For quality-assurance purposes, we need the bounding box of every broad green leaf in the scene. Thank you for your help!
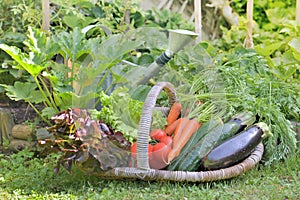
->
[22,27,58,64]
[255,42,283,56]
[63,14,96,29]
[2,32,26,45]
[56,92,73,109]
[53,28,92,61]
[2,81,44,103]
[24,27,46,55]
[265,8,291,25]
[0,44,44,77]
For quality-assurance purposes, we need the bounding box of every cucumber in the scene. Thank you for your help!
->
[174,111,256,171]
[202,122,272,170]
[216,111,256,146]
[167,118,223,171]
[176,122,225,171]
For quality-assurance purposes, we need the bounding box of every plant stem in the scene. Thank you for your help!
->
[37,75,59,113]
[34,76,52,108]
[27,101,52,126]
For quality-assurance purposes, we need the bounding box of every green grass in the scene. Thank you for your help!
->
[0,149,299,200]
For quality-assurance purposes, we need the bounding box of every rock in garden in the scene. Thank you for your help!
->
[0,108,14,145]
[9,139,36,152]
[12,124,34,140]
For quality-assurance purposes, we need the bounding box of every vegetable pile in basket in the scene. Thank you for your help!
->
[37,105,272,175]
[130,102,272,171]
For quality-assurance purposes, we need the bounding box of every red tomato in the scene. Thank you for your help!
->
[159,135,173,147]
[131,141,172,169]
[152,143,168,160]
[130,142,137,159]
[149,142,171,169]
[150,129,166,140]
[148,143,153,153]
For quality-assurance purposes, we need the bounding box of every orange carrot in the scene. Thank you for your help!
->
[167,118,201,163]
[172,117,189,148]
[167,102,182,126]
[164,118,181,136]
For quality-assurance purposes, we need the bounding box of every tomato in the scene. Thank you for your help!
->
[152,143,168,161]
[159,135,173,147]
[150,129,166,140]
[130,138,172,170]
[130,142,137,159]
[149,142,171,169]
[148,143,153,153]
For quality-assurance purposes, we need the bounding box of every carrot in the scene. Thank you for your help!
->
[172,117,189,148]
[167,102,182,126]
[164,118,181,136]
[167,118,201,163]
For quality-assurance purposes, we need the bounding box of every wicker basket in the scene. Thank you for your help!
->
[90,82,264,182]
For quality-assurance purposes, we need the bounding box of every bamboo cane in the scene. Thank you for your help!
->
[194,0,202,43]
[158,0,169,10]
[179,0,189,14]
[244,0,254,49]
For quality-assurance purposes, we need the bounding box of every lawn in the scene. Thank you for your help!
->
[0,148,299,200]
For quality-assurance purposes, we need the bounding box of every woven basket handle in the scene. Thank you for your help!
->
[137,82,177,169]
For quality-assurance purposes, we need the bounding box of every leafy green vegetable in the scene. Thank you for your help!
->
[214,48,298,163]
[158,42,298,164]
[90,88,143,143]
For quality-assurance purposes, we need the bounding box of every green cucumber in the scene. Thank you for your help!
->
[202,122,272,170]
[216,111,256,146]
[176,122,225,171]
[167,118,223,171]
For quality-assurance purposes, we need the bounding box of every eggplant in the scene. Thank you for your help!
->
[202,122,272,170]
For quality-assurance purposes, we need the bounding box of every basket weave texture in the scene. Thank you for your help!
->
[89,82,264,182]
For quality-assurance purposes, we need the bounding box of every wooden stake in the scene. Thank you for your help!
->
[179,0,189,14]
[244,0,254,49]
[42,0,50,35]
[194,0,202,43]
